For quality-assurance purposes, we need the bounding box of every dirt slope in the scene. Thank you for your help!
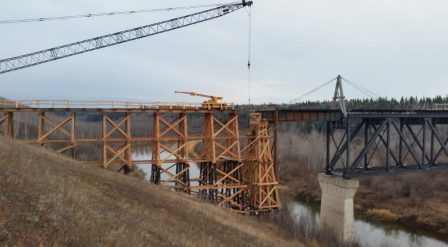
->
[0,137,300,247]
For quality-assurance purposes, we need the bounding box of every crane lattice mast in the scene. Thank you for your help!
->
[0,1,252,74]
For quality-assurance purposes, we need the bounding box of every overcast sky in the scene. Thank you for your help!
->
[2,0,448,104]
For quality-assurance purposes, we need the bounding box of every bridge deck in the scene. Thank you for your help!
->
[0,108,236,113]
[0,99,235,112]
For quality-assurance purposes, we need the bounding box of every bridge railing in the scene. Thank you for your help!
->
[0,99,235,110]
[432,103,448,110]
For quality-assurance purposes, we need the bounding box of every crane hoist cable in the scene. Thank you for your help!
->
[0,3,234,25]
[247,5,252,108]
[0,1,253,74]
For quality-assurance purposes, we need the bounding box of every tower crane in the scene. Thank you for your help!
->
[0,1,252,74]
[175,91,226,109]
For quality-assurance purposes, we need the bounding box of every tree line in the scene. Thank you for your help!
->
[237,95,448,111]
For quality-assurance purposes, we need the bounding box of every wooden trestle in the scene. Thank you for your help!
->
[243,113,281,210]
[0,107,280,213]
[0,112,14,138]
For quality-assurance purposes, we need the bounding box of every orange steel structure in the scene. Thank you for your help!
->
[0,101,279,213]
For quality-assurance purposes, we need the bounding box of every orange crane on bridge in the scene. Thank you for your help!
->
[175,91,227,109]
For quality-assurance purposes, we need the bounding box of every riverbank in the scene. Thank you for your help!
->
[288,197,448,247]
[281,166,448,243]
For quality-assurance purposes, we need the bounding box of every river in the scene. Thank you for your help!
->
[132,151,200,186]
[290,200,448,247]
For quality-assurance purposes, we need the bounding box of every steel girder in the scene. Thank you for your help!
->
[326,114,448,178]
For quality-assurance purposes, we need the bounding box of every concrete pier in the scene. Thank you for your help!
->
[318,173,359,243]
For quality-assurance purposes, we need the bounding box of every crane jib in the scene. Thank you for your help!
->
[0,1,251,75]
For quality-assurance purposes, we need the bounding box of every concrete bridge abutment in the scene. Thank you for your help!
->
[318,173,359,243]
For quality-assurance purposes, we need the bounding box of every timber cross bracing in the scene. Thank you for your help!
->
[0,112,14,138]
[243,116,280,210]
[103,113,132,170]
[0,107,280,213]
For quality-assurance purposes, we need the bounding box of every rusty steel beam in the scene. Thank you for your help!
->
[258,109,343,123]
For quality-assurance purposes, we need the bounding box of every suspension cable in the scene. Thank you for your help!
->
[345,81,376,98]
[342,77,380,99]
[289,77,338,104]
[0,3,234,25]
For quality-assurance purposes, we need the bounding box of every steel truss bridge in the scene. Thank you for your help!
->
[259,108,448,179]
[0,101,279,213]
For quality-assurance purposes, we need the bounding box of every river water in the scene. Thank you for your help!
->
[290,200,448,247]
[132,150,448,246]
[132,151,200,186]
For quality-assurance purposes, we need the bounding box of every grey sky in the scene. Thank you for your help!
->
[1,0,448,104]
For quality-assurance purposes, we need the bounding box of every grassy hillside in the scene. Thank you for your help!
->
[0,137,301,247]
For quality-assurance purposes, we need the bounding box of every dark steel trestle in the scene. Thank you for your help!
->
[326,111,448,178]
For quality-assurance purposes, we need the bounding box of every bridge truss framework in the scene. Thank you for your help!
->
[259,109,448,178]
[326,111,448,178]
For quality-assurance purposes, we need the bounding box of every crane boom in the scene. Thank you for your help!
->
[0,1,252,75]
[175,91,223,100]
[174,91,226,109]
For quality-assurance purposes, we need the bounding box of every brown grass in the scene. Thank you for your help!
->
[0,136,302,247]
[366,209,399,221]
